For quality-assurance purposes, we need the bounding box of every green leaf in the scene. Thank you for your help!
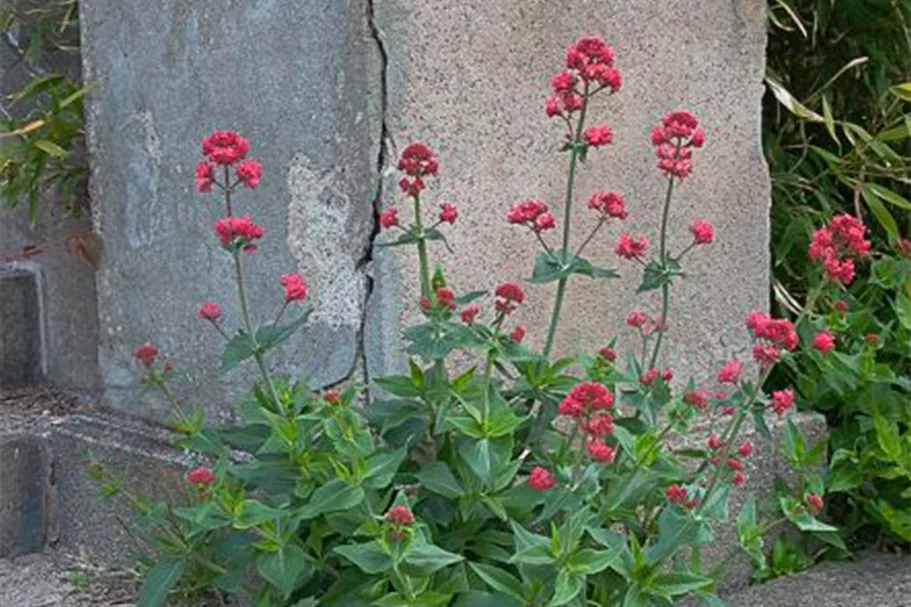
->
[137,559,186,607]
[861,185,900,239]
[652,572,714,597]
[294,480,365,520]
[256,312,311,354]
[373,375,422,397]
[257,544,309,597]
[416,461,465,498]
[468,562,525,602]
[234,499,285,529]
[530,252,618,284]
[32,139,68,157]
[568,547,620,575]
[647,506,699,563]
[637,258,682,293]
[821,95,838,144]
[334,541,392,574]
[866,183,911,210]
[765,76,823,122]
[873,415,902,460]
[459,438,494,487]
[221,332,256,372]
[890,82,911,102]
[405,540,464,574]
[363,448,406,489]
[622,585,649,607]
[549,569,583,606]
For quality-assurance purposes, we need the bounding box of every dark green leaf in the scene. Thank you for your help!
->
[416,461,464,499]
[137,559,186,607]
[294,480,365,520]
[257,544,309,597]
[334,541,393,574]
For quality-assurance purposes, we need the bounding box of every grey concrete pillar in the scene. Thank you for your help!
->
[0,268,43,390]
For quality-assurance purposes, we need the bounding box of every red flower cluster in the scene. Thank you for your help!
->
[588,191,627,220]
[598,346,617,362]
[214,215,264,253]
[639,367,673,386]
[682,390,710,410]
[434,287,456,311]
[510,326,526,343]
[197,302,223,322]
[202,130,250,166]
[812,330,836,354]
[439,202,458,224]
[545,36,621,118]
[716,358,742,384]
[746,311,798,366]
[583,125,614,148]
[398,142,439,197]
[323,390,341,405]
[559,381,614,419]
[529,466,556,491]
[626,310,649,328]
[805,493,824,516]
[379,207,398,229]
[186,466,215,486]
[385,505,415,526]
[236,160,262,189]
[586,439,616,463]
[281,273,308,303]
[507,199,556,233]
[666,484,699,509]
[769,388,795,416]
[651,110,704,180]
[738,440,753,457]
[460,305,479,324]
[614,233,649,259]
[808,214,870,285]
[494,282,525,315]
[689,220,715,245]
[133,342,159,367]
[196,162,215,193]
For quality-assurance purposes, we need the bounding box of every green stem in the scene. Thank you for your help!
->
[543,84,590,357]
[233,252,282,412]
[647,176,677,369]
[482,316,504,424]
[224,165,233,216]
[413,193,431,298]
[574,217,607,258]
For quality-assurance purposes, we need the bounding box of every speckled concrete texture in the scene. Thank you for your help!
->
[728,551,911,607]
[368,0,771,381]
[79,1,383,420]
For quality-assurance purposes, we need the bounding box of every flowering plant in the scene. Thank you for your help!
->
[100,37,841,607]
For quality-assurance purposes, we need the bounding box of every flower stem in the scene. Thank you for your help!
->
[575,217,606,258]
[647,176,677,369]
[543,85,590,357]
[482,315,504,423]
[224,165,233,216]
[413,193,431,298]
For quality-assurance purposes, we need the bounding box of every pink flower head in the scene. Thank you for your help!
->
[614,233,649,259]
[706,434,722,450]
[583,125,614,148]
[550,70,577,93]
[716,359,742,384]
[379,207,398,229]
[812,330,836,354]
[280,273,308,303]
[805,493,824,516]
[187,466,215,485]
[133,342,159,367]
[494,282,525,315]
[808,214,870,285]
[434,287,456,311]
[666,484,688,505]
[565,381,614,412]
[661,367,674,382]
[651,111,703,180]
[833,300,849,314]
[769,388,795,416]
[746,311,798,353]
[639,368,659,387]
[534,213,556,231]
[598,346,617,362]
[510,325,526,343]
[582,412,614,437]
[529,466,556,491]
[214,215,264,253]
[420,296,431,312]
[690,220,715,245]
[196,162,216,193]
[460,305,479,324]
[385,505,415,526]
[558,397,585,418]
[682,390,710,410]
[397,142,438,196]
[323,390,341,405]
[753,344,781,366]
[545,96,563,117]
[733,471,745,487]
[439,202,458,224]
[201,130,250,166]
[588,191,627,220]
[727,457,743,472]
[626,310,649,329]
[586,439,616,463]
[738,440,753,458]
[235,160,262,189]
[197,302,223,322]
[564,37,620,92]
[507,199,554,232]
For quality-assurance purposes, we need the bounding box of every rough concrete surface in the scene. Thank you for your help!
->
[0,269,43,390]
[0,433,51,557]
[728,551,911,607]
[79,0,383,420]
[368,0,771,383]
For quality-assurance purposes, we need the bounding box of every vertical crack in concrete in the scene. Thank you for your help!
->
[353,0,390,390]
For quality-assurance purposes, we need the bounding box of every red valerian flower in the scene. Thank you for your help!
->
[550,70,577,93]
[323,390,341,405]
[690,220,715,244]
[639,368,659,386]
[186,466,215,485]
[614,233,649,259]
[651,110,703,180]
[583,124,614,147]
[133,342,159,367]
[588,191,627,220]
[733,471,745,487]
[507,200,555,232]
[582,413,614,437]
[494,282,525,315]
[460,305,479,324]
[746,311,798,352]
[706,434,722,450]
[626,310,649,328]
[197,302,223,322]
[865,333,880,344]
[510,326,526,343]
[529,466,556,491]
[235,160,262,189]
[769,388,795,416]
[683,390,710,410]
[434,287,456,311]
[812,330,836,354]
[196,162,216,193]
[805,493,824,516]
[564,381,614,412]
[397,142,438,196]
[201,130,250,165]
[564,36,621,92]
[738,440,753,457]
[727,457,743,471]
[833,299,849,314]
[280,273,308,303]
[808,214,870,285]
[753,344,781,366]
[598,346,617,362]
[439,202,458,224]
[661,367,674,382]
[666,484,688,505]
[385,504,415,526]
[586,439,616,463]
[379,207,398,229]
[535,213,556,231]
[716,358,742,384]
[214,215,264,253]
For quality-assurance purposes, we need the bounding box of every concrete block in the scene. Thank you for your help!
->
[0,268,43,390]
[0,433,51,557]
